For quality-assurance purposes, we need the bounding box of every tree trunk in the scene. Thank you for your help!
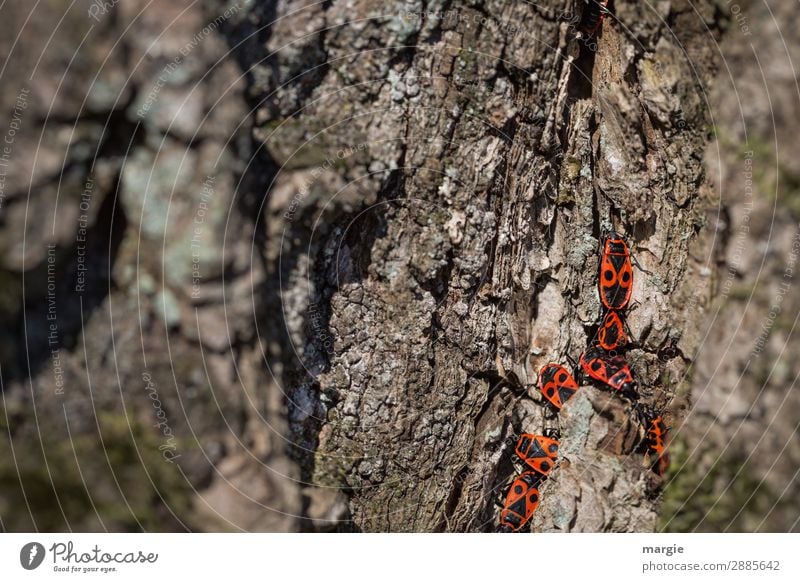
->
[244,0,728,531]
[0,0,739,533]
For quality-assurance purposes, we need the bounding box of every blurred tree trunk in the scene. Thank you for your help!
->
[242,0,728,531]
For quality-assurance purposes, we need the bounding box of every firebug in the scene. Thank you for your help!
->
[538,363,579,410]
[599,232,634,311]
[515,433,559,476]
[497,471,543,532]
[642,411,670,476]
[597,310,627,352]
[580,345,638,400]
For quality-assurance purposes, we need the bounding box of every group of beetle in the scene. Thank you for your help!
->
[496,231,671,533]
[494,1,657,532]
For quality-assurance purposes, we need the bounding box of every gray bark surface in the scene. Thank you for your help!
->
[7,0,780,533]
[246,0,727,531]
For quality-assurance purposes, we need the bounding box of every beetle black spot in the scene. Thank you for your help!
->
[604,269,614,281]
[540,461,551,472]
[514,485,523,495]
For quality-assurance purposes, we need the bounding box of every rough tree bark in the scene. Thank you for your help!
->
[245,0,728,531]
[0,0,736,533]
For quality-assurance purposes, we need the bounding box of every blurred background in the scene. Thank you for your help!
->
[0,0,798,532]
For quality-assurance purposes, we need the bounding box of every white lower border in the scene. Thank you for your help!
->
[1,533,797,580]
